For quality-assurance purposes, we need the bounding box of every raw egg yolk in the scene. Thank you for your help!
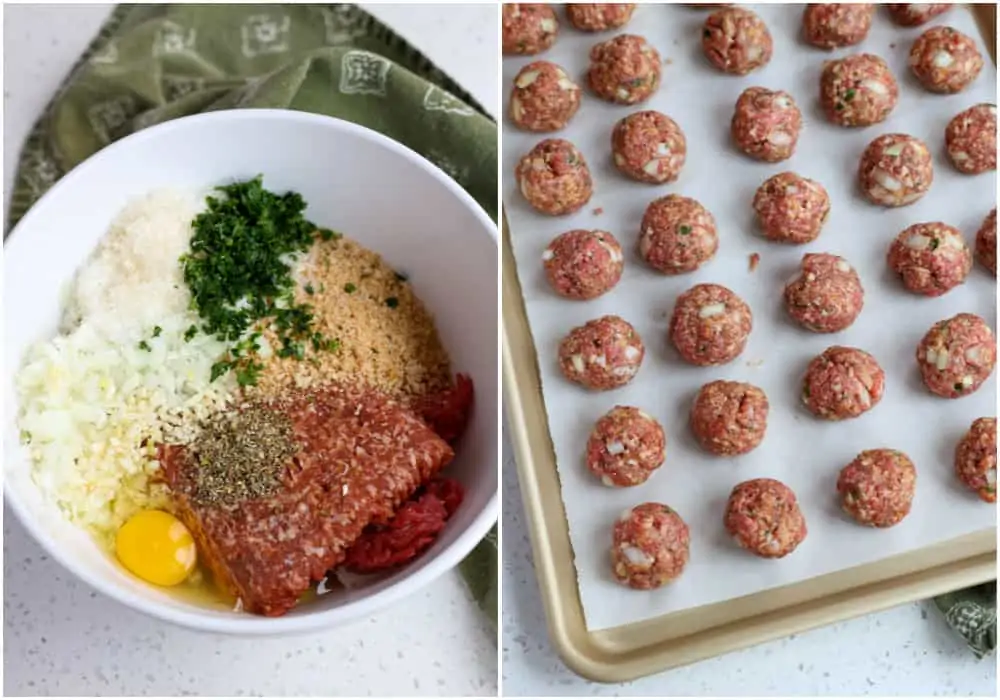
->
[115,510,197,587]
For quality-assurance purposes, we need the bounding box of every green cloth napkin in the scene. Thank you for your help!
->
[6,2,497,632]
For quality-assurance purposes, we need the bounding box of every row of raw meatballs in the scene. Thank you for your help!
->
[611,414,994,591]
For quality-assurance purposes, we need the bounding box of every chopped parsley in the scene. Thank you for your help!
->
[843,89,856,102]
[344,283,357,294]
[954,382,965,392]
[152,326,162,337]
[317,228,341,242]
[304,283,315,295]
[138,340,152,352]
[678,225,692,235]
[184,325,198,342]
[386,297,400,309]
[929,238,940,251]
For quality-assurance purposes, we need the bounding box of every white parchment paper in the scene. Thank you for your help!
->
[503,4,997,632]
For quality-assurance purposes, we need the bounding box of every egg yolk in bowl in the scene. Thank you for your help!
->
[115,510,197,587]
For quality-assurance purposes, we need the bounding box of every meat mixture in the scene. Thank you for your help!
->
[802,4,875,49]
[566,3,636,32]
[837,449,917,528]
[543,228,624,300]
[858,133,933,207]
[158,385,454,616]
[690,380,769,456]
[558,315,645,390]
[731,87,803,163]
[639,194,718,274]
[955,417,998,503]
[612,110,687,184]
[669,283,753,366]
[502,3,559,55]
[976,208,997,276]
[724,478,807,559]
[509,61,582,132]
[916,313,997,399]
[515,138,593,215]
[753,172,831,245]
[702,7,773,75]
[784,253,864,333]
[587,34,662,105]
[886,4,952,26]
[909,26,984,94]
[887,222,972,297]
[586,406,666,487]
[611,503,690,589]
[945,103,997,175]
[802,346,885,420]
[820,53,899,127]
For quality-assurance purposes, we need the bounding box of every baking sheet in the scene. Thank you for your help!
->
[502,3,998,632]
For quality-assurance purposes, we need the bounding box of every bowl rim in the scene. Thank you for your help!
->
[3,108,499,635]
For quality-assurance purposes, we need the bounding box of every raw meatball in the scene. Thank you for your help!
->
[752,172,831,244]
[803,4,875,49]
[639,195,718,274]
[611,503,690,589]
[976,208,996,276]
[802,346,885,420]
[837,449,917,528]
[916,313,997,399]
[510,61,582,132]
[784,253,864,333]
[515,139,593,215]
[566,3,636,31]
[587,406,666,487]
[702,7,773,75]
[955,417,997,503]
[612,111,687,184]
[690,380,769,456]
[887,222,972,297]
[558,315,645,390]
[820,54,899,127]
[543,229,624,299]
[669,283,752,366]
[731,87,803,162]
[587,34,662,105]
[886,4,951,27]
[503,4,559,56]
[945,104,997,175]
[909,26,984,94]
[724,478,807,559]
[858,133,933,207]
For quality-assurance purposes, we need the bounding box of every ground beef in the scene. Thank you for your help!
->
[802,346,885,420]
[503,4,559,55]
[412,373,475,445]
[543,229,624,300]
[702,7,773,75]
[955,417,998,503]
[587,406,666,487]
[976,208,997,276]
[612,110,687,184]
[587,34,662,105]
[669,283,752,366]
[887,222,972,297]
[639,194,718,274]
[611,503,690,589]
[515,138,593,215]
[803,4,875,49]
[731,87,803,163]
[916,313,997,399]
[858,133,933,207]
[558,315,645,390]
[724,478,807,559]
[753,172,831,244]
[945,103,997,175]
[886,4,951,26]
[909,26,984,94]
[837,449,916,528]
[784,253,864,333]
[510,61,582,132]
[566,3,636,31]
[820,53,899,127]
[690,380,768,456]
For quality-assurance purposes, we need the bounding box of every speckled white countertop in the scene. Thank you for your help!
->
[2,4,498,696]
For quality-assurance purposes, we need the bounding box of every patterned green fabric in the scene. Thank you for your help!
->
[6,3,497,632]
[934,582,997,658]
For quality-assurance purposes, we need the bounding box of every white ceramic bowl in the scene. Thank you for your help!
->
[3,109,498,635]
